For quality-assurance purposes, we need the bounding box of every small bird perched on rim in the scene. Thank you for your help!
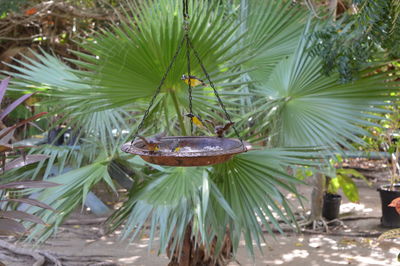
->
[184,113,206,129]
[181,75,207,87]
[137,132,165,152]
[170,139,182,152]
[204,120,235,138]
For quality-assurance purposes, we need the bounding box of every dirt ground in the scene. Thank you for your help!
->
[1,162,400,266]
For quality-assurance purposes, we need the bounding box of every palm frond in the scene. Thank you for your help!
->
[6,50,130,151]
[211,147,320,255]
[71,0,247,108]
[243,0,308,83]
[254,28,397,149]
[106,166,235,256]
[25,160,115,243]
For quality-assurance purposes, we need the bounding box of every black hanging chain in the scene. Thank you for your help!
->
[182,0,189,19]
[131,0,245,150]
[186,39,194,134]
[130,36,186,145]
[183,0,193,134]
[188,38,245,150]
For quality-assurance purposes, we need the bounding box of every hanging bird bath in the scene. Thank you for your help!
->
[121,1,249,167]
[122,136,249,167]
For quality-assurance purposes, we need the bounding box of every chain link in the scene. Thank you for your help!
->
[130,36,185,145]
[183,0,193,134]
[186,35,194,134]
[188,38,245,150]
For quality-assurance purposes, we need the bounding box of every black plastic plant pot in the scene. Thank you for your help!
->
[378,184,400,228]
[322,193,342,221]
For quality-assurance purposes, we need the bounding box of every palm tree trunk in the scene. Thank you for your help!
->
[167,225,192,266]
[309,171,325,221]
[167,225,232,266]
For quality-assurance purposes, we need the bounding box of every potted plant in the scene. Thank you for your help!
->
[378,197,400,242]
[323,167,370,220]
[322,192,342,221]
[376,105,400,227]
[377,161,400,227]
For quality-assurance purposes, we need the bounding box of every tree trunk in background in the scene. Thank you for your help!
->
[308,0,336,224]
[309,171,326,221]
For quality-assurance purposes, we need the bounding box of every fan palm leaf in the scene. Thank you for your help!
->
[106,166,235,255]
[243,0,308,83]
[69,0,248,125]
[24,160,116,243]
[6,50,129,152]
[251,27,396,149]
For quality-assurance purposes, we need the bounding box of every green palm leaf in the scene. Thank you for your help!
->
[243,0,308,83]
[25,161,115,243]
[211,147,321,255]
[106,166,235,256]
[254,29,396,148]
[72,0,247,109]
[6,50,129,152]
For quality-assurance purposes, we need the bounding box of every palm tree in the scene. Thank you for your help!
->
[3,0,397,265]
[244,21,395,228]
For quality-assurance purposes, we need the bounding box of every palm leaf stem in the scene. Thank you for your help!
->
[170,89,187,136]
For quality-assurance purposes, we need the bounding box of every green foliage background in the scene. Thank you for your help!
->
[0,0,398,262]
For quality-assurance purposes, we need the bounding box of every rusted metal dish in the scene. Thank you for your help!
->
[121,136,250,167]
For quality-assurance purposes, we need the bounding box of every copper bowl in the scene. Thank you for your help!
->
[121,136,250,167]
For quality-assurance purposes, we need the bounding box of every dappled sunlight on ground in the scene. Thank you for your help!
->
[118,256,141,263]
[225,183,399,266]
[340,202,374,214]
[281,249,310,261]
[229,234,400,266]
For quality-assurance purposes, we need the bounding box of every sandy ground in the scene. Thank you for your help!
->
[2,169,400,266]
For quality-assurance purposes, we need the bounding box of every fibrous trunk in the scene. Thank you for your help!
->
[309,171,325,221]
[167,225,232,266]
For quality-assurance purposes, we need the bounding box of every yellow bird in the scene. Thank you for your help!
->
[137,133,165,152]
[170,139,182,152]
[185,113,205,128]
[173,146,181,152]
[181,75,207,87]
